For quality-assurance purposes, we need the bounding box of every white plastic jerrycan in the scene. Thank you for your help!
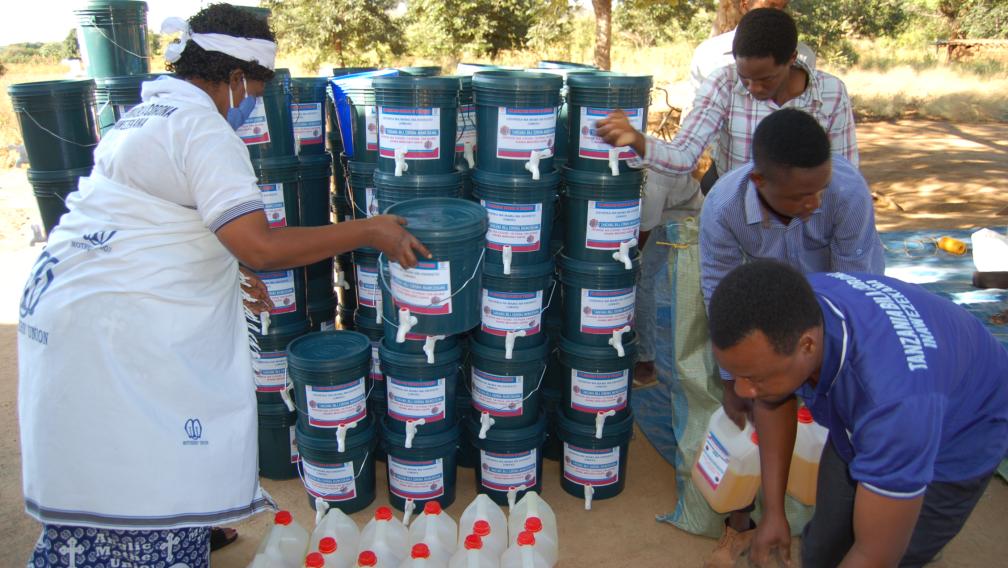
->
[788,406,829,505]
[408,501,458,564]
[398,543,448,568]
[500,532,551,568]
[449,535,499,568]
[360,506,410,567]
[514,517,555,567]
[458,494,507,557]
[506,492,556,546]
[310,502,360,567]
[251,511,310,568]
[691,407,761,514]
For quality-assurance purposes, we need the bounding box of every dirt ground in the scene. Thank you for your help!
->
[0,120,1006,566]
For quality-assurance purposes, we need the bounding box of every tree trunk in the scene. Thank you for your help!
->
[712,0,744,36]
[591,0,612,70]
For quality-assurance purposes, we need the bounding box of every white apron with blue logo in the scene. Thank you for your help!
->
[18,173,272,530]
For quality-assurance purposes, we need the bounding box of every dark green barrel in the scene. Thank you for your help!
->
[373,170,463,213]
[298,418,378,514]
[290,77,328,155]
[253,325,310,406]
[373,76,460,175]
[476,259,555,351]
[558,253,640,348]
[471,168,560,267]
[469,412,547,506]
[26,167,92,235]
[561,166,644,265]
[565,72,652,173]
[254,155,301,228]
[379,337,462,435]
[347,160,378,220]
[468,338,549,430]
[382,418,460,511]
[95,73,160,134]
[8,79,99,171]
[288,331,372,437]
[352,247,382,324]
[559,335,637,426]
[240,69,296,161]
[556,411,633,501]
[74,1,149,79]
[537,61,597,70]
[397,66,442,77]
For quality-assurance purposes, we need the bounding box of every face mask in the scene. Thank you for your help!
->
[226,77,259,130]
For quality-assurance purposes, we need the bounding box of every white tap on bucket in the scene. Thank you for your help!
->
[397,308,419,343]
[423,335,446,365]
[394,147,409,177]
[608,147,620,177]
[612,239,636,270]
[524,150,546,181]
[608,326,630,357]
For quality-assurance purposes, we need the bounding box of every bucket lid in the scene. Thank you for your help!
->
[379,335,462,366]
[471,168,561,191]
[254,327,307,351]
[397,66,443,77]
[287,331,371,373]
[373,169,462,190]
[95,73,163,93]
[372,75,457,92]
[557,409,634,439]
[385,198,487,242]
[469,335,550,363]
[381,416,460,449]
[347,160,377,176]
[559,333,638,359]
[8,79,96,98]
[562,165,645,188]
[472,70,563,92]
[558,253,641,277]
[295,416,376,453]
[482,258,554,280]
[566,71,653,90]
[468,411,546,444]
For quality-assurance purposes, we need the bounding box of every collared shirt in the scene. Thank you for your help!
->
[631,61,858,176]
[699,155,884,309]
[798,272,1008,497]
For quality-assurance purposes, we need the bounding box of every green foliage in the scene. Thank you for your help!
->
[526,0,578,56]
[614,0,710,47]
[405,0,545,58]
[63,29,80,60]
[954,0,1008,39]
[0,41,67,64]
[789,0,910,66]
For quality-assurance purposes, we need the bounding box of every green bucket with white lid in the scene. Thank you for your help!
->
[381,416,460,512]
[373,76,460,176]
[468,336,549,434]
[241,69,296,161]
[297,417,377,514]
[287,331,372,440]
[475,259,555,351]
[557,409,634,506]
[561,166,644,267]
[468,411,547,506]
[471,168,560,268]
[558,253,640,351]
[379,336,462,440]
[566,72,652,173]
[559,334,637,427]
[74,0,149,79]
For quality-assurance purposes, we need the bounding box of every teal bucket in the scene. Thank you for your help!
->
[561,167,644,265]
[347,160,378,220]
[398,66,443,77]
[537,61,597,70]
[74,1,150,79]
[307,296,338,333]
[258,402,299,480]
[336,251,357,311]
[454,76,477,168]
[256,265,308,336]
[472,168,560,267]
[297,419,377,514]
[254,155,301,228]
[456,383,477,468]
[8,79,99,171]
[380,198,488,337]
[557,411,634,501]
[381,417,460,511]
[535,69,602,172]
[288,331,372,436]
[468,338,549,430]
[469,412,547,506]
[353,248,382,324]
[290,77,328,155]
[566,73,652,173]
[298,152,333,227]
[26,167,92,235]
[542,387,562,461]
[95,73,160,134]
[559,335,637,425]
[253,326,310,405]
[472,71,562,176]
[379,337,462,435]
[374,170,463,212]
[476,259,555,350]
[373,76,460,175]
[241,69,296,161]
[558,253,640,348]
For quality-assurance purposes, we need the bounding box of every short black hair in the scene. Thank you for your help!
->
[752,108,831,174]
[733,8,798,65]
[709,260,823,355]
[167,3,276,83]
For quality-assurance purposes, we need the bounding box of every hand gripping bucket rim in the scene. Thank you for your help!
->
[385,196,487,241]
[287,330,372,375]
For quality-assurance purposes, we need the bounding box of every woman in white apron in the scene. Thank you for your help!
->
[18,5,428,567]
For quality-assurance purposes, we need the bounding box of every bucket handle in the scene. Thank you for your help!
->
[295,448,373,500]
[83,14,150,61]
[465,355,548,404]
[18,110,99,149]
[377,247,486,312]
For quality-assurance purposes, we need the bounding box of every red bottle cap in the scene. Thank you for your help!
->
[517,531,536,546]
[411,543,431,559]
[751,431,759,445]
[358,551,378,567]
[524,516,543,533]
[424,501,442,515]
[797,407,814,424]
[375,506,392,521]
[274,511,293,525]
[319,537,337,554]
[305,552,325,568]
[473,520,491,537]
[465,534,484,550]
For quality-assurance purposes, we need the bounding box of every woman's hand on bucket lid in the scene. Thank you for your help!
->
[368,215,432,269]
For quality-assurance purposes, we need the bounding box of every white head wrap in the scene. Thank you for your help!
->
[161,17,277,70]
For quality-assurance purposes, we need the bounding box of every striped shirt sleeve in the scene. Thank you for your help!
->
[828,159,885,274]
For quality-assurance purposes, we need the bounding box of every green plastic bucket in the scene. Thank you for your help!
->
[258,402,299,480]
[336,251,357,311]
[379,325,462,357]
[561,166,644,265]
[297,419,377,514]
[469,412,547,506]
[542,387,562,461]
[298,152,333,227]
[290,77,328,155]
[398,66,443,77]
[469,338,549,431]
[534,68,602,172]
[353,248,382,324]
[557,411,633,501]
[454,76,477,168]
[94,73,160,134]
[472,168,560,267]
[288,331,372,436]
[74,1,149,79]
[255,265,308,336]
[558,253,640,348]
[373,76,460,175]
[472,71,562,176]
[566,73,652,173]
[240,69,296,161]
[254,155,301,228]
[374,170,463,212]
[307,295,338,333]
[8,79,99,171]
[559,335,637,425]
[537,61,597,70]
[456,382,477,468]
[347,160,378,220]
[381,417,459,511]
[333,73,382,163]
[476,259,555,350]
[456,63,503,76]
[253,326,310,405]
[380,198,488,337]
[379,337,462,435]
[26,167,92,235]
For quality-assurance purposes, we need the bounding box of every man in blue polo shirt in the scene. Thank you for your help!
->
[708,260,1008,567]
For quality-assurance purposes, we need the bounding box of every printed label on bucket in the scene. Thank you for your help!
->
[697,431,730,490]
[253,350,288,392]
[365,105,379,151]
[320,320,336,332]
[259,270,298,314]
[389,457,446,500]
[579,287,635,334]
[291,102,324,146]
[366,186,379,218]
[563,444,620,487]
[585,199,641,250]
[481,290,543,336]
[579,107,644,160]
[356,264,380,308]
[496,107,556,160]
[472,368,525,417]
[259,183,288,228]
[570,369,629,413]
[390,260,453,315]
[236,98,271,145]
[480,449,538,492]
[387,377,447,423]
[456,105,477,153]
[302,458,357,501]
[289,426,300,463]
[482,201,543,252]
[379,107,441,160]
[370,344,383,382]
[305,379,368,427]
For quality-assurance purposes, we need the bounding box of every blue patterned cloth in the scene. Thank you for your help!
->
[29,525,209,568]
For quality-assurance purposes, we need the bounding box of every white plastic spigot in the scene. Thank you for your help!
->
[524,149,546,181]
[504,329,527,360]
[405,418,426,449]
[506,484,528,511]
[280,383,296,413]
[259,310,271,335]
[334,269,351,290]
[612,238,637,270]
[609,325,631,357]
[394,147,409,176]
[502,245,513,275]
[478,411,496,440]
[595,409,616,440]
[315,497,331,525]
[608,147,620,176]
[584,484,595,510]
[422,335,446,364]
[463,140,475,169]
[396,308,418,343]
[403,498,416,526]
[336,419,359,452]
